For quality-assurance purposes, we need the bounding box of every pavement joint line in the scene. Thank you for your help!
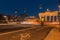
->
[0,26,41,35]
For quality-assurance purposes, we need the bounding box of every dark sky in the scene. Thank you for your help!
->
[0,0,59,16]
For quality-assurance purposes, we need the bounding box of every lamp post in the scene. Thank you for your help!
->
[58,6,60,28]
[39,4,43,9]
[58,0,60,29]
[4,16,9,24]
[14,8,18,22]
[39,4,44,26]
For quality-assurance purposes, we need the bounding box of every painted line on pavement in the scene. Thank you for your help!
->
[0,26,41,35]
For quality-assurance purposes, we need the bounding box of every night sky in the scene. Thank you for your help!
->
[0,0,59,16]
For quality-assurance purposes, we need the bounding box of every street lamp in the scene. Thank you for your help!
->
[58,5,60,31]
[4,16,7,18]
[39,4,43,9]
[58,5,60,17]
[15,10,18,17]
[3,16,9,24]
[57,0,60,32]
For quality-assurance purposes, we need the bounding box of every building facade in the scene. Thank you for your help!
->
[39,10,58,22]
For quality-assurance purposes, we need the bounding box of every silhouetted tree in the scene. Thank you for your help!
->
[0,14,5,20]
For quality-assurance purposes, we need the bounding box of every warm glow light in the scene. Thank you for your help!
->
[41,18,44,22]
[58,5,60,8]
[4,16,7,18]
[46,9,50,11]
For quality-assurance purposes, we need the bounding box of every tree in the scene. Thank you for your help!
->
[0,14,5,20]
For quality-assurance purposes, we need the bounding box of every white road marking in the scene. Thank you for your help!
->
[0,26,39,35]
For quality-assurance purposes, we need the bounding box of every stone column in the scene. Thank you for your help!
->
[40,16,41,21]
[45,16,46,21]
[49,16,51,22]
[53,16,54,22]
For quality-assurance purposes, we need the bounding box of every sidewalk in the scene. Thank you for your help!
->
[44,28,60,40]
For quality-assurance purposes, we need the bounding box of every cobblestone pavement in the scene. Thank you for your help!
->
[44,28,60,40]
[0,26,53,40]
